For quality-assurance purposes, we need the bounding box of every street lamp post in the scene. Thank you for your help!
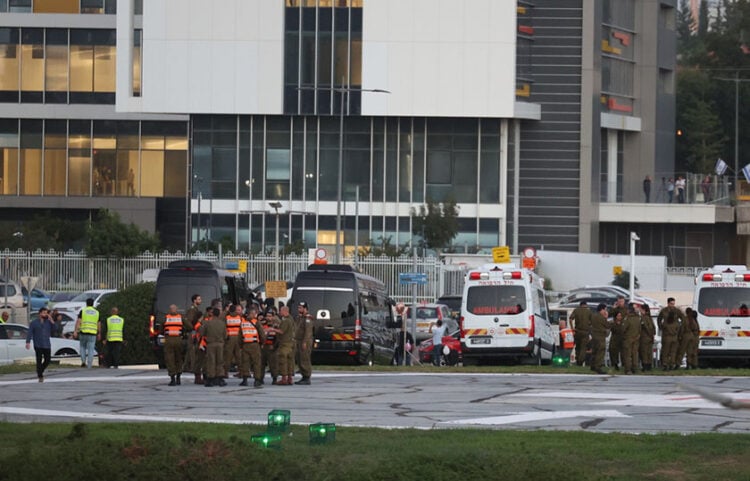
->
[715,73,750,192]
[269,201,282,280]
[629,231,639,301]
[245,179,252,251]
[298,84,389,263]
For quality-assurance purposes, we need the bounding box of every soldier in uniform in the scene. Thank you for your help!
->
[608,311,625,370]
[275,305,296,385]
[223,304,243,378]
[183,294,203,380]
[657,297,685,370]
[678,309,700,369]
[569,300,592,366]
[260,310,280,384]
[638,303,656,372]
[295,301,314,385]
[590,303,610,374]
[609,296,628,320]
[191,307,210,384]
[200,307,226,387]
[238,307,266,387]
[621,303,641,375]
[163,304,190,386]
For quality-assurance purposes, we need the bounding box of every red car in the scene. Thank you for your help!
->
[418,329,462,365]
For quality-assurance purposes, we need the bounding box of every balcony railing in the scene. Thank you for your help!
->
[599,173,733,206]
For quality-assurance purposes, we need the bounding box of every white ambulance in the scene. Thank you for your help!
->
[460,264,555,365]
[693,265,750,362]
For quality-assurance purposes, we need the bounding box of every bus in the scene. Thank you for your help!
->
[694,265,750,364]
[289,264,400,365]
[149,260,249,366]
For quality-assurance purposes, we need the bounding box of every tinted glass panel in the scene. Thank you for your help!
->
[466,286,527,315]
[697,288,750,317]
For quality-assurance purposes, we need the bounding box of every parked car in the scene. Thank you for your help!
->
[29,311,77,339]
[0,323,83,365]
[406,303,458,342]
[0,279,26,309]
[436,294,461,319]
[48,291,81,307]
[22,287,51,312]
[53,289,117,316]
[418,329,462,365]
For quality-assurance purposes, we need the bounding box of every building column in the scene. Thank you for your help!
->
[607,129,618,203]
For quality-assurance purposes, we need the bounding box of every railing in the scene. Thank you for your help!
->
[0,250,469,304]
[599,173,732,205]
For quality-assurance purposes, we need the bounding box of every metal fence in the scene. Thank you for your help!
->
[0,250,469,303]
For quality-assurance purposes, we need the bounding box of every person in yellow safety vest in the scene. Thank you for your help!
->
[163,304,189,386]
[104,307,125,369]
[0,311,8,324]
[238,307,266,387]
[223,304,243,378]
[74,298,100,368]
[558,319,575,351]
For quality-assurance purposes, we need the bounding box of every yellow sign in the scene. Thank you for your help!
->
[492,246,511,263]
[613,266,623,275]
[238,260,247,273]
[265,280,288,299]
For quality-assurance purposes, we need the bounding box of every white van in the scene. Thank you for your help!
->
[693,265,750,363]
[460,264,556,365]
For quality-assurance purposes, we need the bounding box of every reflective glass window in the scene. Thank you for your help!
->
[140,150,164,197]
[0,119,19,195]
[9,0,31,13]
[0,28,20,102]
[20,29,44,103]
[45,29,68,103]
[68,120,91,196]
[34,0,78,13]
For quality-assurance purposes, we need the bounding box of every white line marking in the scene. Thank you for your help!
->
[444,410,630,426]
[509,390,750,410]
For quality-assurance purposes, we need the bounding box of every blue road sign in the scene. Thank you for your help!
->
[399,272,428,285]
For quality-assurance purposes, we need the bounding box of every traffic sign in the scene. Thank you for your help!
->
[265,280,288,299]
[492,246,510,263]
[399,272,428,285]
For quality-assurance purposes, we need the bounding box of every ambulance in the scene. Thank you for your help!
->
[459,264,556,365]
[693,265,750,362]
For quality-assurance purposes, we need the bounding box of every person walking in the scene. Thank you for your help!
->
[657,297,684,370]
[428,319,447,366]
[590,303,610,375]
[276,305,296,386]
[74,298,100,368]
[569,300,592,366]
[701,174,712,203]
[25,307,55,382]
[608,311,624,371]
[621,303,641,375]
[638,303,656,372]
[294,301,314,385]
[200,307,226,387]
[104,307,124,369]
[260,310,280,384]
[163,304,189,386]
[238,307,265,387]
[183,294,203,376]
[643,175,652,203]
[223,304,243,378]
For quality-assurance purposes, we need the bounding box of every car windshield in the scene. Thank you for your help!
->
[71,292,99,303]
[697,287,750,317]
[467,285,527,315]
[293,288,357,324]
[416,307,438,319]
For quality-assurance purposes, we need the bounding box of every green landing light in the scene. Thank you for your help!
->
[250,432,282,449]
[267,409,291,433]
[309,423,336,444]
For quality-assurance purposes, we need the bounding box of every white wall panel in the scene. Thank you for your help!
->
[362,0,516,118]
[137,0,284,115]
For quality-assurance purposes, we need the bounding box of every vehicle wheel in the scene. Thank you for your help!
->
[445,349,459,366]
[54,348,77,357]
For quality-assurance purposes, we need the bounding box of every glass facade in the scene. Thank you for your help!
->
[601,0,635,114]
[0,119,188,198]
[0,0,143,14]
[192,114,503,251]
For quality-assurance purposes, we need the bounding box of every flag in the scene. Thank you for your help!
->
[743,164,750,183]
[715,158,728,176]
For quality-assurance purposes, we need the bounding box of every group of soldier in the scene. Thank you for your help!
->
[160,294,314,388]
[569,295,700,375]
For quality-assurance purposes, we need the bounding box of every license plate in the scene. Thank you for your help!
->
[701,339,723,346]
[471,337,491,345]
[157,335,165,347]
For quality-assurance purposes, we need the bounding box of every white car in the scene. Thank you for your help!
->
[0,323,83,365]
[0,278,26,309]
[53,289,117,316]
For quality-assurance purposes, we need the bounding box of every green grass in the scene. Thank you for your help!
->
[0,422,748,481]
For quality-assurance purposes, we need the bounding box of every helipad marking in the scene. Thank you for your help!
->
[509,390,750,410]
[445,410,629,426]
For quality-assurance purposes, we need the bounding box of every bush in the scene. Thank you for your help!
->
[97,282,156,365]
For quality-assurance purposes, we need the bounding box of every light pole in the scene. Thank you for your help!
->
[269,201,282,280]
[298,84,389,263]
[629,231,639,301]
[715,73,750,192]
[244,179,252,251]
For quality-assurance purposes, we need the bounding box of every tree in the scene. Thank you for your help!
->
[190,235,234,254]
[411,198,460,254]
[96,282,157,365]
[359,236,410,258]
[0,211,85,251]
[612,271,639,290]
[86,209,160,258]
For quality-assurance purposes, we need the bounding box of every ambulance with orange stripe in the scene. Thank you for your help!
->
[460,264,555,365]
[694,265,750,361]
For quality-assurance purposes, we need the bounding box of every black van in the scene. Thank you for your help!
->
[289,264,399,365]
[149,260,249,365]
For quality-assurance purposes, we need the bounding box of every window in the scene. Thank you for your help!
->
[0,119,19,195]
[9,0,31,13]
[0,28,20,102]
[267,149,291,181]
[70,29,116,103]
[34,0,78,13]
[133,29,141,96]
[20,29,44,103]
[45,29,68,103]
[19,119,42,195]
